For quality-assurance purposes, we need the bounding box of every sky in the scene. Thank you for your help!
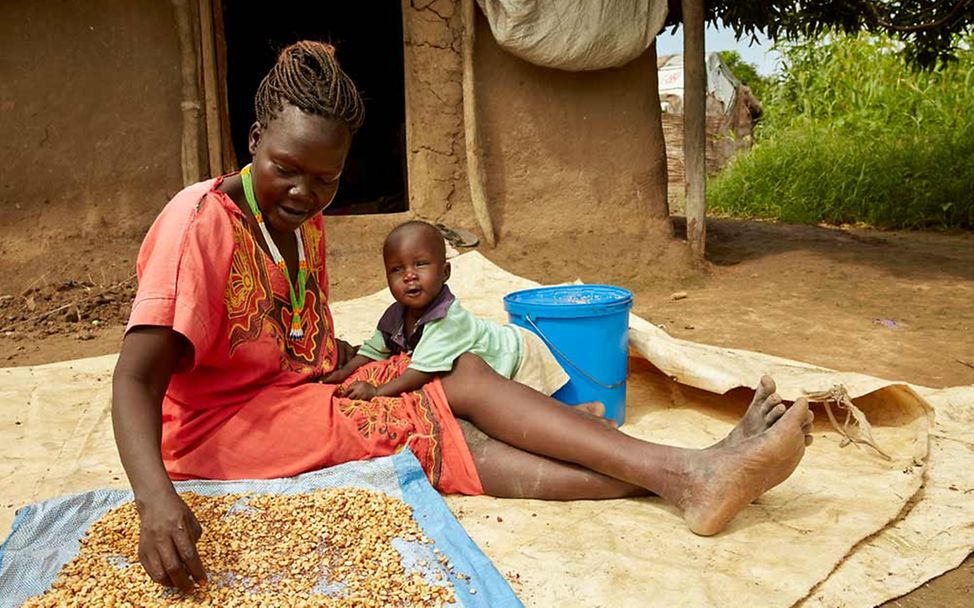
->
[656,24,782,75]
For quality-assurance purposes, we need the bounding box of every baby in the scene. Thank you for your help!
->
[327,220,569,400]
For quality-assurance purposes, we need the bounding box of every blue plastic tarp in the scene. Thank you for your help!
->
[0,450,521,607]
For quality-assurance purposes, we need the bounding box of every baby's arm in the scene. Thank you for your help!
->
[321,354,371,384]
[323,327,391,384]
[341,313,461,399]
[344,369,436,401]
[344,368,434,400]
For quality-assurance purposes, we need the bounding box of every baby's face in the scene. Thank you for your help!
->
[383,230,450,312]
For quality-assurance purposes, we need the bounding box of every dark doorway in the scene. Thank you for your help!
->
[222,3,408,214]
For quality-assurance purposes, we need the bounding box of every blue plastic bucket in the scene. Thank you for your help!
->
[504,285,633,426]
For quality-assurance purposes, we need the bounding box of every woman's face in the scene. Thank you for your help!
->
[247,104,352,233]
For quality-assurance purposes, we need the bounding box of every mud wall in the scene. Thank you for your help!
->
[401,0,670,242]
[401,0,466,221]
[0,1,183,253]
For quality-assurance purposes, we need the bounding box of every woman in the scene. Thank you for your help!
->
[112,41,813,593]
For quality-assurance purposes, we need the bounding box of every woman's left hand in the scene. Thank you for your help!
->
[320,368,350,385]
[335,339,357,368]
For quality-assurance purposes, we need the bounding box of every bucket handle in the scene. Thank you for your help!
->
[524,314,627,390]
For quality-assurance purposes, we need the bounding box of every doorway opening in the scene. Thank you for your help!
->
[222,4,408,214]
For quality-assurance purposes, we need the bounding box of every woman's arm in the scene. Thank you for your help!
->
[334,338,358,368]
[112,326,207,592]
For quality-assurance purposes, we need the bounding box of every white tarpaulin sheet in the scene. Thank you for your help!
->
[1,252,972,606]
[658,52,741,114]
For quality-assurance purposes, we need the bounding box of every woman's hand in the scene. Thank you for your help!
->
[335,339,358,368]
[135,489,207,593]
[342,381,378,401]
[320,367,351,384]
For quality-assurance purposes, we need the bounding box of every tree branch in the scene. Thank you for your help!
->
[864,0,974,33]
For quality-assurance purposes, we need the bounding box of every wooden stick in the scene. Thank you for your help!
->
[198,0,223,175]
[682,0,707,258]
[461,0,496,247]
[171,0,204,184]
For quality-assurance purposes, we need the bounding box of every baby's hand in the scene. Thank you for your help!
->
[343,381,378,401]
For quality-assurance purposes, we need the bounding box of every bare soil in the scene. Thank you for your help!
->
[0,214,971,605]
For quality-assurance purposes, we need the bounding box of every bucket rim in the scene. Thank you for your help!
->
[503,284,633,318]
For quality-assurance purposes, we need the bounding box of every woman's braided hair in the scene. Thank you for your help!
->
[255,41,365,133]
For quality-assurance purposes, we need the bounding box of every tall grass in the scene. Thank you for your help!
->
[709,33,974,230]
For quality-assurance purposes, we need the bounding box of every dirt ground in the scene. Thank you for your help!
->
[0,214,971,605]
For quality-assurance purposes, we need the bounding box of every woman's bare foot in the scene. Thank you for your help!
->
[717,376,814,447]
[680,397,811,536]
[717,376,784,445]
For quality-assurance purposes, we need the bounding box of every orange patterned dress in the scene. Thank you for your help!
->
[126,176,482,495]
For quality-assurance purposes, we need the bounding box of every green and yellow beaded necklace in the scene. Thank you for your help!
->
[240,164,308,340]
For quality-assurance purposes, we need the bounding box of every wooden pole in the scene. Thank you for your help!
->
[682,0,707,257]
[211,0,238,170]
[198,0,223,175]
[461,0,497,247]
[171,0,204,184]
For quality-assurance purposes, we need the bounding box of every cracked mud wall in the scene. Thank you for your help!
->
[402,0,466,223]
[0,1,183,243]
[1,0,688,292]
[0,1,183,287]
[402,1,674,249]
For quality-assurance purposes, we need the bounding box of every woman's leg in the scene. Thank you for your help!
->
[458,420,646,499]
[441,354,811,535]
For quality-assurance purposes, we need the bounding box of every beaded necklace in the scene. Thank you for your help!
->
[240,164,308,340]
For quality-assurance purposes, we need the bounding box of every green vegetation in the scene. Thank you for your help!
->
[709,33,974,230]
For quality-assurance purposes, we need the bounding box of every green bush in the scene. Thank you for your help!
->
[709,33,974,230]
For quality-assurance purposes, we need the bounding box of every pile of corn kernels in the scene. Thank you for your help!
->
[22,488,460,607]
